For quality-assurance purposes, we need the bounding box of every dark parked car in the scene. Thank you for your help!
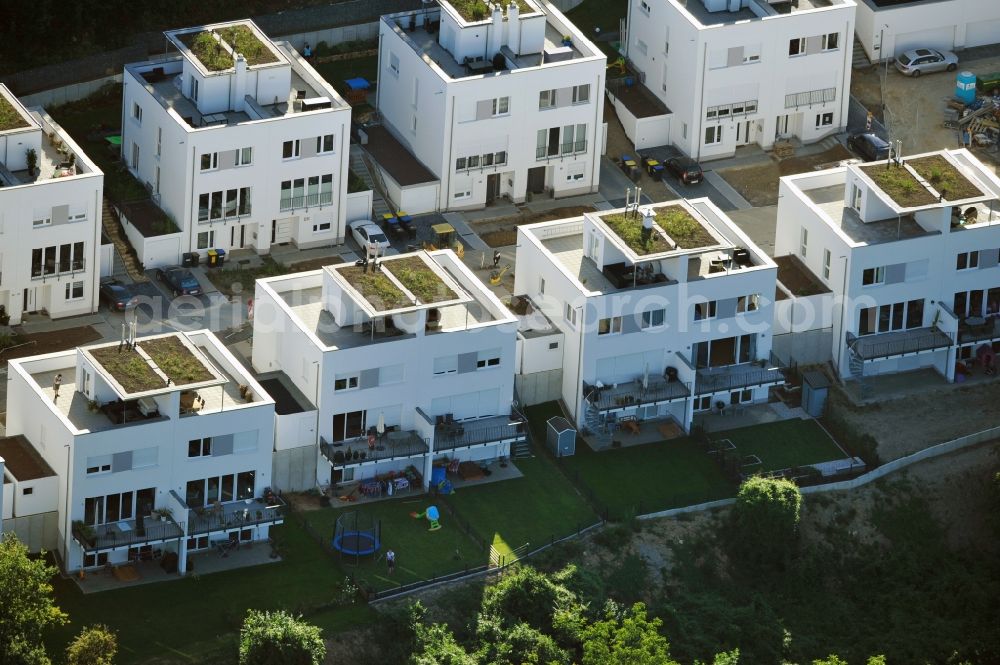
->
[156,266,202,296]
[664,156,704,185]
[847,133,890,162]
[99,279,139,311]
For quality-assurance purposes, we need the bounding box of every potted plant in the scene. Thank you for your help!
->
[73,520,96,545]
[333,450,345,463]
[238,384,249,398]
[0,305,9,326]
[360,450,367,460]
[255,509,263,520]
[25,148,37,176]
[154,507,173,522]
[87,399,100,413]
[353,450,360,461]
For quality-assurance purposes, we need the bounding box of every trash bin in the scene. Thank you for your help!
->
[181,252,198,267]
[216,248,226,267]
[206,249,218,267]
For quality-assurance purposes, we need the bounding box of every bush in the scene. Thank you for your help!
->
[66,624,117,665]
[238,610,325,665]
[730,476,801,570]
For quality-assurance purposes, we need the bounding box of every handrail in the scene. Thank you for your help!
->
[586,378,690,410]
[849,328,953,360]
[320,433,428,467]
[694,364,784,396]
[433,419,526,452]
[73,516,184,552]
[187,496,286,536]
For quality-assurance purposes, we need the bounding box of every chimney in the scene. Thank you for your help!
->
[488,3,503,60]
[507,1,520,53]
[233,53,248,111]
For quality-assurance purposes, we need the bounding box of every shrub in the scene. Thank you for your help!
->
[729,476,801,570]
[66,624,117,665]
[238,610,325,665]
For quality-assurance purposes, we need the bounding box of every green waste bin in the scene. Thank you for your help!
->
[206,249,218,267]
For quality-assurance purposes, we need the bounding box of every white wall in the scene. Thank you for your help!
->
[856,0,1000,62]
[345,190,373,223]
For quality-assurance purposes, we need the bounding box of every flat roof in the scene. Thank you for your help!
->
[0,435,55,481]
[0,106,100,186]
[804,183,932,243]
[0,84,35,134]
[591,202,730,262]
[166,20,287,75]
[675,0,848,27]
[362,125,437,186]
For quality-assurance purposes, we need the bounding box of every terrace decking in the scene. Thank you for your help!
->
[187,496,286,536]
[805,184,932,244]
[74,517,185,554]
[433,414,527,453]
[694,363,785,395]
[848,327,953,360]
[587,377,690,411]
[320,430,429,468]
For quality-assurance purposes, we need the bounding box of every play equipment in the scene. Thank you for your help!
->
[410,505,442,531]
[490,263,511,285]
[976,343,997,375]
[431,466,455,495]
[332,510,381,560]
[607,57,626,75]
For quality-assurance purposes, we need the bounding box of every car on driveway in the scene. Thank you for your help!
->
[99,278,139,311]
[894,48,958,77]
[156,266,202,296]
[664,156,704,185]
[847,133,891,162]
[348,219,399,256]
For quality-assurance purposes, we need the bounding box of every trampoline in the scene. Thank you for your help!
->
[332,510,381,560]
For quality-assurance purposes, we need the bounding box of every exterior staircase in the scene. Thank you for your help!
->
[845,333,872,400]
[852,36,873,70]
[349,144,393,220]
[510,440,533,459]
[583,402,612,447]
[101,197,148,282]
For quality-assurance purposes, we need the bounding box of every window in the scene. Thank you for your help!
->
[851,184,862,211]
[492,96,510,115]
[131,142,139,170]
[906,298,924,329]
[482,152,494,167]
[494,151,507,166]
[564,303,578,328]
[65,280,84,300]
[694,300,717,321]
[957,251,979,270]
[789,38,805,56]
[468,154,480,169]
[476,349,502,369]
[822,32,839,51]
[433,356,458,375]
[681,122,687,140]
[188,437,212,458]
[704,125,722,145]
[313,222,331,233]
[453,190,471,200]
[282,140,300,159]
[86,455,112,475]
[236,146,253,166]
[199,188,251,219]
[572,84,590,104]
[862,266,885,286]
[156,127,162,157]
[549,341,559,350]
[743,52,760,64]
[32,210,51,227]
[131,102,142,124]
[411,115,417,133]
[197,231,214,249]
[799,227,808,256]
[455,157,467,171]
[641,308,665,329]
[640,0,650,13]
[816,112,834,128]
[636,39,648,56]
[200,152,218,171]
[58,242,85,272]
[737,294,760,313]
[317,134,335,154]
[190,76,199,101]
[539,89,556,109]
[539,277,545,295]
[334,374,360,391]
[716,104,731,119]
[598,316,622,335]
[823,249,831,280]
[389,52,400,76]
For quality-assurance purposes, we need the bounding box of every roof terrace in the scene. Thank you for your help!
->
[675,0,848,28]
[166,20,285,75]
[803,183,932,244]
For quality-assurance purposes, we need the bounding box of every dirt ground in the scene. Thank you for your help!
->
[603,103,676,202]
[0,325,101,365]
[717,143,854,207]
[474,205,598,248]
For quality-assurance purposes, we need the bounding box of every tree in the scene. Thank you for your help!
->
[581,602,676,665]
[0,534,67,665]
[238,610,324,665]
[411,622,476,665]
[730,476,801,568]
[65,625,117,665]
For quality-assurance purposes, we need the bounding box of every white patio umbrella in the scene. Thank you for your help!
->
[642,364,649,391]
[376,412,386,436]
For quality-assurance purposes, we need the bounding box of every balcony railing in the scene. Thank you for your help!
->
[586,377,690,411]
[31,260,86,280]
[433,415,526,453]
[320,431,429,467]
[279,191,334,212]
[188,495,286,536]
[73,516,184,553]
[537,140,588,161]
[958,317,1000,345]
[848,327,953,361]
[784,87,836,109]
[694,361,785,396]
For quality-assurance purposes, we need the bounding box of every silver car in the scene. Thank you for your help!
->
[894,48,958,77]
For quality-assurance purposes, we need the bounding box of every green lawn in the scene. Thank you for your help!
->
[300,498,485,593]
[714,418,848,472]
[566,0,627,59]
[313,55,378,98]
[446,455,599,560]
[46,519,371,665]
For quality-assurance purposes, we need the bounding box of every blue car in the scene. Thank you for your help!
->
[156,266,202,296]
[99,279,139,311]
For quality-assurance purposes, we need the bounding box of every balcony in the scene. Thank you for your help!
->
[320,430,429,468]
[433,414,527,453]
[694,361,785,396]
[586,376,690,412]
[958,316,1000,345]
[848,327,953,361]
[31,259,86,281]
[279,191,334,212]
[73,516,184,553]
[188,495,286,537]
[536,140,588,161]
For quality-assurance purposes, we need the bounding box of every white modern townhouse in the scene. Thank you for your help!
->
[4,330,282,576]
[121,19,353,264]
[855,0,1000,63]
[252,249,526,491]
[618,0,855,159]
[774,148,1000,390]
[513,200,782,443]
[0,84,104,325]
[372,0,606,213]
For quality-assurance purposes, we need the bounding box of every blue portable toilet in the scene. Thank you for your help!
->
[956,71,977,105]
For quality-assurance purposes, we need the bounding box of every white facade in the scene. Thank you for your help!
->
[5,331,279,574]
[774,148,1000,383]
[252,249,525,488]
[121,20,352,264]
[0,85,104,324]
[376,0,606,211]
[514,200,782,437]
[623,0,855,159]
[855,0,1000,62]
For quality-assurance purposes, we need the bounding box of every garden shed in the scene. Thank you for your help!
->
[801,371,830,418]
[546,416,576,458]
